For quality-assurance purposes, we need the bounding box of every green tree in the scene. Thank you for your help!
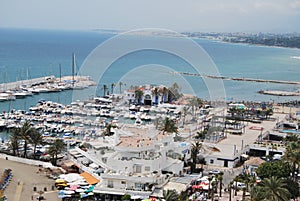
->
[283,141,300,180]
[118,82,123,94]
[102,123,117,136]
[48,139,64,166]
[159,117,178,134]
[161,189,179,201]
[152,87,160,104]
[178,191,187,201]
[217,172,224,198]
[121,194,131,201]
[102,84,108,97]
[181,106,189,126]
[29,129,44,159]
[251,186,265,201]
[228,181,233,201]
[190,141,202,173]
[207,176,213,199]
[162,87,168,103]
[188,97,203,117]
[14,121,35,158]
[111,83,115,94]
[134,89,144,104]
[260,176,290,201]
[9,131,20,156]
[256,160,291,179]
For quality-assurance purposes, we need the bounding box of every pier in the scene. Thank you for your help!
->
[0,75,96,101]
[0,76,56,91]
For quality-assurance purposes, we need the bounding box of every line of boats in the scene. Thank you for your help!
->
[0,75,95,102]
[0,96,186,143]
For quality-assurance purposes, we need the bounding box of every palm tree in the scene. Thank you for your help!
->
[48,139,64,166]
[102,123,117,136]
[284,141,300,180]
[134,89,143,104]
[228,181,233,201]
[29,129,44,159]
[217,172,224,197]
[198,157,206,173]
[251,186,265,201]
[260,176,290,201]
[189,97,203,117]
[178,191,187,201]
[162,87,169,103]
[211,180,217,201]
[9,131,20,156]
[161,189,179,201]
[118,82,123,94]
[208,176,213,199]
[152,87,160,105]
[159,117,178,134]
[102,84,108,97]
[233,176,239,196]
[14,121,35,158]
[111,83,115,94]
[181,106,189,126]
[190,141,202,173]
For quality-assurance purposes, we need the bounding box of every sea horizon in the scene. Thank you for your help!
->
[0,27,300,113]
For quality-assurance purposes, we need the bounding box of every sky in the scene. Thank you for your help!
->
[1,0,300,33]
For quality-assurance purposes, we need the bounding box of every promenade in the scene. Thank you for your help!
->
[0,157,60,201]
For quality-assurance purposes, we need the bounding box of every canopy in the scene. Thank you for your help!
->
[80,172,100,185]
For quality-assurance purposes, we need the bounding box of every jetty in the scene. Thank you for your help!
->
[0,75,96,101]
[258,90,300,96]
[174,71,300,85]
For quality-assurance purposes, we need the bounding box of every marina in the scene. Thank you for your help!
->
[0,28,300,200]
[0,75,96,102]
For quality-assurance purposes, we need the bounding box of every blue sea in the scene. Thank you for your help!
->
[0,28,300,112]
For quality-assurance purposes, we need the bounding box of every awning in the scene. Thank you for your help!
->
[80,172,100,185]
[93,190,125,195]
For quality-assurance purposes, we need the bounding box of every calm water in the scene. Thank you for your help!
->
[0,28,300,113]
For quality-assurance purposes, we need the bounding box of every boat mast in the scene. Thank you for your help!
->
[59,63,62,82]
[72,53,76,87]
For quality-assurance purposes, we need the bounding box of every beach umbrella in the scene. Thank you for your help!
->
[192,185,203,189]
[58,190,65,195]
[64,190,75,195]
[75,189,85,193]
[80,193,89,198]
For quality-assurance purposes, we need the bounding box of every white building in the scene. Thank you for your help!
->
[77,125,186,198]
[124,84,166,105]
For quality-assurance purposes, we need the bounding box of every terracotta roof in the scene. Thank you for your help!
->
[244,157,265,166]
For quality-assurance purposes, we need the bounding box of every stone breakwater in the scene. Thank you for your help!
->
[174,71,300,85]
[258,90,300,96]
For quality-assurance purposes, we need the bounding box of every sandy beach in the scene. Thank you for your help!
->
[0,157,60,201]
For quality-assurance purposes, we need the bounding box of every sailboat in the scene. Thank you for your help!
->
[71,53,87,90]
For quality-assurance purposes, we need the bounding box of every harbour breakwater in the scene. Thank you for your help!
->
[174,71,300,85]
[174,71,300,97]
[0,75,96,102]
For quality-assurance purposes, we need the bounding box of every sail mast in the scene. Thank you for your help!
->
[72,53,75,87]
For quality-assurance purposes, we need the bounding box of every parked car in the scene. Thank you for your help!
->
[208,170,221,175]
[232,182,246,189]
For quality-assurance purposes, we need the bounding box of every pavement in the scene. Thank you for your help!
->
[0,158,60,201]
